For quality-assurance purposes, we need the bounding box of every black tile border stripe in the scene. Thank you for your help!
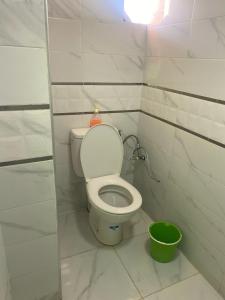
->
[0,104,50,111]
[53,109,140,116]
[141,110,225,149]
[144,84,225,105]
[0,156,53,167]
[52,82,143,86]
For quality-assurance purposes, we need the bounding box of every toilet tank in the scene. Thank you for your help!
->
[70,128,90,177]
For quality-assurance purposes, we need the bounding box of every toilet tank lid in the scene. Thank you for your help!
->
[71,128,90,140]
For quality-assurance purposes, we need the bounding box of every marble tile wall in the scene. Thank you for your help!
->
[0,226,11,300]
[136,0,225,298]
[135,115,225,296]
[52,85,141,114]
[0,1,60,300]
[141,86,225,145]
[48,0,146,215]
[48,1,146,83]
[145,0,225,100]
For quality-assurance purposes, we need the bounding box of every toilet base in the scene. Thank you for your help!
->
[89,207,123,246]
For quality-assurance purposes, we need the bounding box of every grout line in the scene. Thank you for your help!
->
[0,198,55,213]
[113,246,143,299]
[0,44,46,50]
[60,247,100,261]
[0,104,50,111]
[190,0,197,37]
[146,56,225,61]
[0,156,53,167]
[53,109,140,116]
[52,82,143,86]
[143,272,200,299]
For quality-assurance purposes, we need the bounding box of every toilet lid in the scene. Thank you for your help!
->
[80,124,124,180]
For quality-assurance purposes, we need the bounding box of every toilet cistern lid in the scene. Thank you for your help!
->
[80,124,124,180]
[71,128,90,139]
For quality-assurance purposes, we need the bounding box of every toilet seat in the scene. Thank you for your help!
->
[87,175,142,215]
[80,124,123,181]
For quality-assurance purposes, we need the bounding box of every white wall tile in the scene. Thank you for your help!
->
[173,129,225,186]
[140,113,176,156]
[147,23,191,57]
[0,110,52,162]
[0,47,49,105]
[158,0,195,25]
[0,0,46,47]
[81,0,129,23]
[48,7,146,84]
[112,55,144,82]
[48,18,81,52]
[83,21,146,56]
[0,226,11,300]
[145,57,225,100]
[193,0,225,19]
[0,2,59,299]
[190,17,225,59]
[10,264,59,300]
[142,86,225,145]
[0,201,57,246]
[6,234,58,278]
[49,50,82,82]
[0,161,56,211]
[48,0,81,20]
[82,53,143,83]
[52,85,141,113]
[219,273,225,298]
[81,53,114,82]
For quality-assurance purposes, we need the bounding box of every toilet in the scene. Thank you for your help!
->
[70,124,142,245]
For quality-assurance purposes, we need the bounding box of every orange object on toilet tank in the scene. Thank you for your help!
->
[89,108,102,127]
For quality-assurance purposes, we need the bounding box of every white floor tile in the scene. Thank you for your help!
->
[145,274,223,300]
[61,247,141,300]
[115,234,198,297]
[58,211,100,258]
[140,210,154,227]
[123,209,148,240]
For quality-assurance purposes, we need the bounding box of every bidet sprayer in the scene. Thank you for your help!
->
[123,134,160,183]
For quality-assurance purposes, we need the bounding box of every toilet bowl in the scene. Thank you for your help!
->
[87,174,142,245]
[71,124,142,245]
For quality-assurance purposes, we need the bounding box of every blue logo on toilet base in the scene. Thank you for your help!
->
[109,225,120,231]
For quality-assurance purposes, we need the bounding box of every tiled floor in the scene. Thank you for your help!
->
[59,209,223,300]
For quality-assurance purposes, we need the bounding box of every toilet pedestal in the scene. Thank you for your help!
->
[89,207,122,246]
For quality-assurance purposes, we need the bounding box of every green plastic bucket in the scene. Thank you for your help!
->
[149,221,182,263]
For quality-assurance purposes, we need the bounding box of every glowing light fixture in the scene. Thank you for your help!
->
[124,0,170,25]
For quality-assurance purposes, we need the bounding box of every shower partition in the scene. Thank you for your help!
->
[0,1,60,299]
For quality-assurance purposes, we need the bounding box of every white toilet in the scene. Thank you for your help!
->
[70,124,142,245]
